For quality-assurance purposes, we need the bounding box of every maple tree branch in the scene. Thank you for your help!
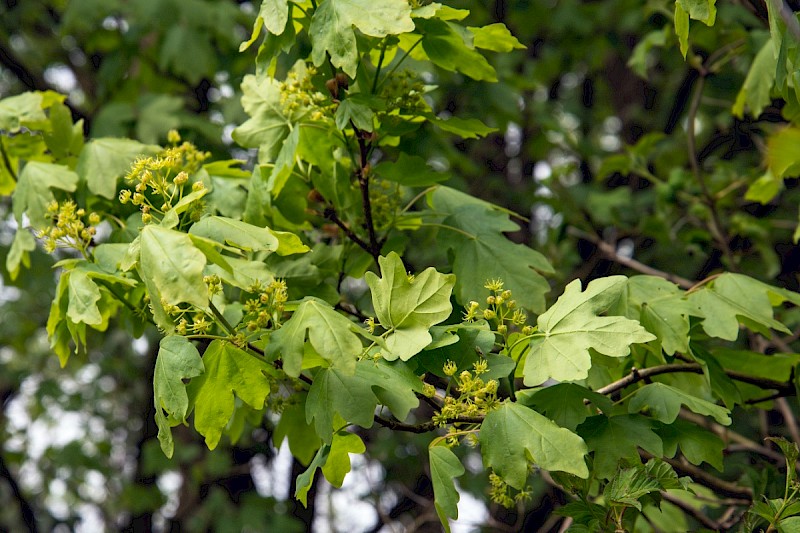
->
[324,206,374,256]
[659,491,732,530]
[641,451,753,499]
[567,227,694,289]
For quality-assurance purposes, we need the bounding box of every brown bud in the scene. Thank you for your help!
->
[335,72,349,90]
[325,78,339,99]
[307,189,325,203]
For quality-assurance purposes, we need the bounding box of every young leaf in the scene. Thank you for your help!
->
[657,419,724,470]
[467,23,525,52]
[153,336,204,457]
[627,382,731,425]
[66,268,103,325]
[603,465,661,511]
[733,42,776,119]
[190,340,276,450]
[689,273,796,340]
[12,161,78,226]
[429,446,465,530]
[522,277,655,386]
[140,225,208,308]
[366,252,455,361]
[374,153,450,187]
[309,0,414,76]
[321,431,366,488]
[189,216,280,252]
[6,229,36,281]
[479,402,589,489]
[415,19,497,82]
[76,138,160,199]
[519,383,613,431]
[266,297,364,377]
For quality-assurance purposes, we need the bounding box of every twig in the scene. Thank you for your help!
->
[776,398,800,445]
[641,451,753,499]
[351,120,381,265]
[0,454,39,533]
[567,227,693,289]
[659,491,727,530]
[323,206,373,255]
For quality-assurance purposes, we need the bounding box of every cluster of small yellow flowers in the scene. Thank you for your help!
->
[380,71,428,115]
[488,471,532,509]
[369,178,403,230]
[119,133,209,225]
[364,317,377,334]
[463,279,530,338]
[38,200,101,257]
[203,274,223,295]
[241,279,289,333]
[175,312,213,336]
[279,65,334,121]
[433,359,500,429]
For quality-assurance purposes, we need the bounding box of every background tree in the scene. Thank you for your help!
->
[3,1,800,532]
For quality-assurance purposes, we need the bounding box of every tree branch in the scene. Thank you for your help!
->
[0,446,39,533]
[567,227,694,289]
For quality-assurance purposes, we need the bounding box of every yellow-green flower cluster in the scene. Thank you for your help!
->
[119,133,209,225]
[381,71,428,115]
[38,200,100,257]
[464,279,530,338]
[488,471,532,509]
[242,279,289,333]
[433,359,500,428]
[369,178,403,230]
[279,65,333,122]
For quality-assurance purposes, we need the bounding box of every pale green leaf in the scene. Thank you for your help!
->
[266,297,364,377]
[259,0,289,35]
[321,431,365,488]
[295,444,330,506]
[190,340,276,449]
[745,171,783,204]
[12,161,78,226]
[365,252,455,361]
[76,138,160,199]
[733,42,776,119]
[189,216,279,252]
[309,0,414,76]
[5,229,36,281]
[429,116,497,139]
[0,91,57,133]
[467,23,525,52]
[628,382,730,425]
[479,402,589,489]
[66,269,103,325]
[677,0,717,25]
[140,225,208,308]
[231,75,291,160]
[523,277,655,386]
[674,3,690,58]
[429,446,465,525]
[767,127,800,179]
[689,273,792,340]
[154,336,204,457]
[416,19,497,81]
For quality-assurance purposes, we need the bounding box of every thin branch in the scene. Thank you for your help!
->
[324,206,373,255]
[0,140,17,182]
[776,398,800,445]
[351,120,381,265]
[567,227,693,289]
[642,451,753,499]
[659,491,729,530]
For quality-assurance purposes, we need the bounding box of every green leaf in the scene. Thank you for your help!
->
[190,340,276,450]
[416,19,497,81]
[604,465,662,511]
[266,297,364,377]
[5,229,36,281]
[189,216,280,252]
[624,276,700,355]
[374,153,449,187]
[76,138,160,199]
[365,252,455,361]
[429,115,497,139]
[0,91,58,133]
[266,126,299,197]
[259,0,289,35]
[733,42,776,119]
[628,382,730,425]
[429,446,465,527]
[577,414,663,479]
[628,29,668,78]
[479,402,589,489]
[430,187,553,313]
[13,161,79,226]
[689,273,793,340]
[66,268,103,325]
[677,0,717,25]
[674,3,690,58]
[153,336,204,457]
[273,399,322,465]
[140,225,208,308]
[467,23,525,52]
[232,75,292,161]
[767,127,800,179]
[335,98,375,132]
[657,419,724,470]
[321,431,365,488]
[309,0,414,77]
[520,383,613,431]
[523,276,655,386]
[745,171,783,204]
[306,360,420,442]
[295,444,330,506]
